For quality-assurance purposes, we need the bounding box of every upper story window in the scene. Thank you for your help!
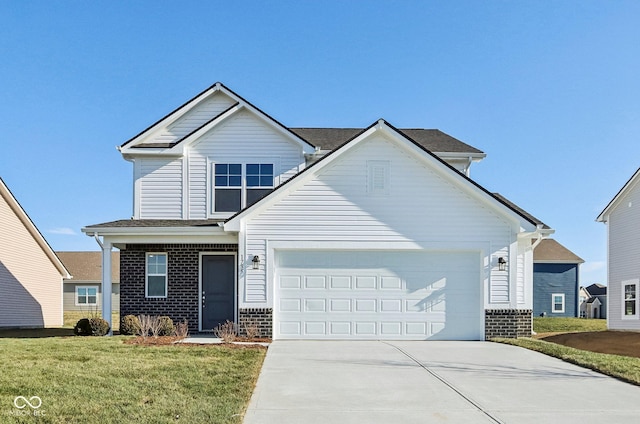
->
[214,163,274,213]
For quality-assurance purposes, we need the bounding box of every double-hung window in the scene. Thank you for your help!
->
[213,163,274,213]
[624,281,638,318]
[146,253,167,298]
[76,286,98,306]
[552,293,565,313]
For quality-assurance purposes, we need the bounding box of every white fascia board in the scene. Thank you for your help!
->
[121,85,220,151]
[224,124,381,231]
[82,225,227,237]
[433,151,487,161]
[596,167,640,223]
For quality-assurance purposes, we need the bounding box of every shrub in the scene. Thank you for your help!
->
[120,315,141,336]
[243,319,260,339]
[89,317,110,336]
[214,320,237,343]
[73,318,92,336]
[174,319,189,339]
[158,316,175,336]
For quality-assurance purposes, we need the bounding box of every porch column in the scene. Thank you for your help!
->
[101,241,113,336]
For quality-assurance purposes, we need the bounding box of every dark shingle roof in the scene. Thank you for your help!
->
[533,239,584,263]
[85,219,224,229]
[586,283,607,296]
[289,128,484,153]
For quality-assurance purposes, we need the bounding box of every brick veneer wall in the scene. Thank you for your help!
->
[119,244,237,333]
[238,308,273,338]
[485,309,532,339]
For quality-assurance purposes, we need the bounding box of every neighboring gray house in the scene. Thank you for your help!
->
[83,82,553,340]
[0,178,70,327]
[533,239,584,318]
[57,251,120,313]
[597,167,640,331]
[583,283,607,319]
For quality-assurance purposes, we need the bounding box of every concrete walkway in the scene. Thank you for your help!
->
[244,341,640,424]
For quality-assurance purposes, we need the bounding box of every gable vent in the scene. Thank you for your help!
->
[367,161,390,195]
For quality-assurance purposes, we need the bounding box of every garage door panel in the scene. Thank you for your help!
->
[275,250,482,340]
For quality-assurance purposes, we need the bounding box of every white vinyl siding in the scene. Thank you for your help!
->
[187,110,304,219]
[241,134,516,306]
[0,192,63,327]
[607,179,640,330]
[137,158,183,219]
[143,92,236,145]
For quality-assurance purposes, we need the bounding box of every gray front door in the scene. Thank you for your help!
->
[201,255,235,331]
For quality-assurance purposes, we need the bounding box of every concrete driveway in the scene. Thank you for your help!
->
[244,341,640,424]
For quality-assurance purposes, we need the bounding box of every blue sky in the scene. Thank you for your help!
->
[1,1,639,285]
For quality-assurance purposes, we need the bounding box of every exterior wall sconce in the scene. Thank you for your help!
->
[252,255,260,270]
[498,257,507,272]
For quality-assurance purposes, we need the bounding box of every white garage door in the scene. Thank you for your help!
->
[274,250,482,340]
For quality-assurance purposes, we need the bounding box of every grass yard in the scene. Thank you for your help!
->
[495,337,640,386]
[0,333,266,423]
[533,317,606,334]
[64,311,120,332]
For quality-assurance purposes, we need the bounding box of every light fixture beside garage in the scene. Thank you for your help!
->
[498,257,507,271]
[252,255,261,270]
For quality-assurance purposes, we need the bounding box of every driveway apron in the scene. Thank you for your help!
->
[243,341,640,424]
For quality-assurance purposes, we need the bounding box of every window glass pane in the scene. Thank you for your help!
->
[87,295,97,305]
[246,189,273,207]
[229,176,242,187]
[88,288,97,296]
[229,164,242,174]
[78,296,86,304]
[260,175,273,186]
[215,164,228,175]
[215,189,241,212]
[215,176,228,187]
[147,276,166,297]
[626,301,636,316]
[246,163,259,174]
[78,288,86,296]
[246,175,260,187]
[261,164,273,174]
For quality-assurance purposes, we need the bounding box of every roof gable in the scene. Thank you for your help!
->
[533,239,584,263]
[225,119,547,233]
[597,167,640,222]
[0,178,70,278]
[119,83,315,156]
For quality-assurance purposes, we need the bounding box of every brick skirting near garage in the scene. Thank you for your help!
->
[485,309,532,339]
[239,308,273,338]
[119,244,237,333]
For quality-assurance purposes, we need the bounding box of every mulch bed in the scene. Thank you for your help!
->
[542,331,640,358]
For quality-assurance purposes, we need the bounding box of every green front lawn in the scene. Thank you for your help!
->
[533,317,606,334]
[0,333,266,423]
[494,337,640,386]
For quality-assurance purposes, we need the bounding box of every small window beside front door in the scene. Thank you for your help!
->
[146,253,167,298]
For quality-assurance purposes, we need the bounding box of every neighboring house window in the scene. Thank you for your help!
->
[213,163,274,212]
[367,160,390,195]
[146,253,167,298]
[623,281,638,318]
[552,293,565,313]
[76,286,97,306]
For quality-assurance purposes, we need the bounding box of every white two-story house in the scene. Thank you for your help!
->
[83,83,552,339]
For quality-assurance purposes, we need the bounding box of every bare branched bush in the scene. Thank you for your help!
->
[213,320,237,343]
[174,319,189,339]
[243,319,260,339]
[137,314,159,339]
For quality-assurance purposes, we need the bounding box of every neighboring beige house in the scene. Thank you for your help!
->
[57,251,120,312]
[0,178,70,327]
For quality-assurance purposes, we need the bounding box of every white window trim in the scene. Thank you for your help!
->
[209,159,278,217]
[75,286,99,306]
[622,279,639,320]
[551,293,565,313]
[146,252,168,299]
